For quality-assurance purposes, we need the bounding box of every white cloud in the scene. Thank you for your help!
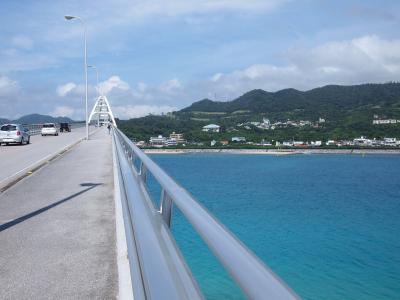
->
[125,0,288,18]
[137,82,147,93]
[53,76,183,119]
[159,78,182,93]
[51,106,75,117]
[80,0,289,28]
[113,104,177,119]
[0,50,58,72]
[0,75,19,96]
[208,35,400,98]
[0,75,55,120]
[96,76,185,105]
[11,35,34,50]
[57,82,77,97]
[0,75,20,118]
[3,34,400,121]
[99,76,130,95]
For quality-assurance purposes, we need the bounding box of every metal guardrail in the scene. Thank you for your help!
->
[112,127,300,300]
[22,122,86,136]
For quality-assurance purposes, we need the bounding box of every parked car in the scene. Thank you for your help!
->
[0,124,30,145]
[41,123,59,136]
[60,122,71,132]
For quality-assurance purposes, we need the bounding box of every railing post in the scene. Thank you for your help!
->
[140,162,147,183]
[160,189,173,227]
[129,151,136,164]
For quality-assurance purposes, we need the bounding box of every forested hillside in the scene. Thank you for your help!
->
[118,83,400,142]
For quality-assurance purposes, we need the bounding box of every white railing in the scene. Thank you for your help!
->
[112,127,300,300]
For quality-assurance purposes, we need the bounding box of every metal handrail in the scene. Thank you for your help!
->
[113,129,203,299]
[113,127,300,300]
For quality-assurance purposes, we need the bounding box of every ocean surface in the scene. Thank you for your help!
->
[147,154,400,300]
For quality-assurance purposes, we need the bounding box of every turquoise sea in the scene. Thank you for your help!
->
[147,154,400,299]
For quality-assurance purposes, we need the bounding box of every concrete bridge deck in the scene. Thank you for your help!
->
[0,126,92,191]
[0,129,117,299]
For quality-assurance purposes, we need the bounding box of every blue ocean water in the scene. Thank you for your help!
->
[147,154,400,300]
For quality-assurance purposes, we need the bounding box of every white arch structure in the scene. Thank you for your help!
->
[88,95,117,127]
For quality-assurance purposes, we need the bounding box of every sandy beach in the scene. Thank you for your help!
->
[143,148,400,155]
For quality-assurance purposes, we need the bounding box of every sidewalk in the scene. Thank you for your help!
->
[0,129,117,299]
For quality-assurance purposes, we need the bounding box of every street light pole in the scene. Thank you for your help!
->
[88,65,99,97]
[65,15,89,140]
[88,65,100,127]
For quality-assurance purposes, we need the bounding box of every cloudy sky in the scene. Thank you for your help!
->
[1,0,400,120]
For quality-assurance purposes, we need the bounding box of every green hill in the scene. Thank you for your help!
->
[118,83,400,143]
[1,114,75,125]
[14,114,74,124]
[182,83,400,116]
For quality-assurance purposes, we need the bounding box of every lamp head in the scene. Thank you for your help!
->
[64,15,75,20]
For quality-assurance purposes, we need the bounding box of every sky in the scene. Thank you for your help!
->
[1,0,400,120]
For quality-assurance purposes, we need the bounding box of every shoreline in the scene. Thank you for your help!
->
[143,148,400,155]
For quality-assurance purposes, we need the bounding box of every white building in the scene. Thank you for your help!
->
[149,135,180,147]
[258,118,271,130]
[372,119,398,125]
[169,132,185,143]
[384,138,397,146]
[293,141,305,146]
[150,135,167,147]
[282,141,293,147]
[202,124,220,133]
[261,139,272,146]
[326,140,337,146]
[353,136,372,146]
[232,136,246,142]
[165,138,177,146]
[299,121,311,127]
[310,141,322,146]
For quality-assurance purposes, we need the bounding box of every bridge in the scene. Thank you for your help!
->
[0,96,299,300]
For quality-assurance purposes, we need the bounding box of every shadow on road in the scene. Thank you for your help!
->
[0,183,102,232]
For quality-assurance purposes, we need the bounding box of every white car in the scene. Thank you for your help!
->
[41,123,59,136]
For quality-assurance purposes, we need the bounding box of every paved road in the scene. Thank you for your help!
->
[0,129,117,299]
[0,126,94,188]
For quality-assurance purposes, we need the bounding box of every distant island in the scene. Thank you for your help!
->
[0,113,75,125]
[117,82,400,149]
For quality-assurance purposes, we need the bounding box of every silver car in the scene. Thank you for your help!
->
[0,124,31,145]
